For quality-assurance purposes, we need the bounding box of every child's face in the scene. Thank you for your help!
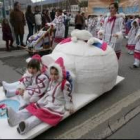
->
[28,67,38,75]
[50,68,59,81]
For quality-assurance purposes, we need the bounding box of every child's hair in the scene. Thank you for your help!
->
[57,9,63,14]
[2,18,9,27]
[27,59,40,71]
[50,66,59,74]
[133,21,137,26]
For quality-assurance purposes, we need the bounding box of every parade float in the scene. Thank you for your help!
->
[0,30,124,139]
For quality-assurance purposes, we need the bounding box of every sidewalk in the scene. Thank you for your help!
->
[0,25,28,51]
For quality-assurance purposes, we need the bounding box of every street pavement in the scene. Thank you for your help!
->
[0,25,140,139]
[108,113,140,139]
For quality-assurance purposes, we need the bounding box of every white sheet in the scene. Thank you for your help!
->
[0,76,124,139]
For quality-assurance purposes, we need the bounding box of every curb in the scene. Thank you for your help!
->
[56,90,140,139]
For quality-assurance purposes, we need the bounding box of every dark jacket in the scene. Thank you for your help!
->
[75,14,84,25]
[25,12,35,26]
[10,9,26,35]
[42,13,51,27]
[2,24,13,41]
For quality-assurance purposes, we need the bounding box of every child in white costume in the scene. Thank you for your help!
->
[6,57,74,135]
[98,2,125,59]
[97,20,104,40]
[87,15,98,37]
[2,54,50,105]
[126,19,139,55]
[131,28,140,68]
[52,9,65,43]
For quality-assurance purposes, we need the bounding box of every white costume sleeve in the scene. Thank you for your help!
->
[116,17,125,39]
[18,70,32,90]
[63,81,74,110]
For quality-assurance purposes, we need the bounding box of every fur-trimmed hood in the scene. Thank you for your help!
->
[48,57,66,82]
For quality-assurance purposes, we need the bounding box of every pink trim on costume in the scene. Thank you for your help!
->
[101,42,108,51]
[60,37,71,44]
[126,44,135,50]
[55,38,64,43]
[134,52,140,60]
[0,104,6,109]
[26,103,63,126]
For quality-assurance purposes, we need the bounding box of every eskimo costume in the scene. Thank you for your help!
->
[6,57,74,135]
[126,19,139,55]
[52,15,65,43]
[87,17,97,37]
[98,13,125,59]
[2,54,50,105]
[132,28,140,68]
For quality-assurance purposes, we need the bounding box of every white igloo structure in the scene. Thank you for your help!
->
[43,30,118,95]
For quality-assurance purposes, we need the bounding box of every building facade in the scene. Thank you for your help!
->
[88,0,140,15]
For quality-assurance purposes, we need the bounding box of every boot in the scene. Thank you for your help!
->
[4,88,17,98]
[6,107,23,127]
[2,81,20,91]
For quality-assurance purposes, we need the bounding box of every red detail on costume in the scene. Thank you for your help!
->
[32,54,42,62]
[0,104,6,109]
[107,16,116,23]
[15,90,20,95]
[134,52,140,60]
[101,42,108,51]
[55,57,66,78]
[41,65,47,73]
[60,37,71,44]
[26,103,63,126]
[55,38,64,43]
[126,44,135,50]
[19,77,24,82]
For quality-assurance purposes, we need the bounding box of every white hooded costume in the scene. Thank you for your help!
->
[98,13,125,59]
[52,15,65,43]
[126,18,139,54]
[133,28,140,67]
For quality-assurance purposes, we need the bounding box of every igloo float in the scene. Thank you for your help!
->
[43,30,119,95]
[0,30,124,139]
